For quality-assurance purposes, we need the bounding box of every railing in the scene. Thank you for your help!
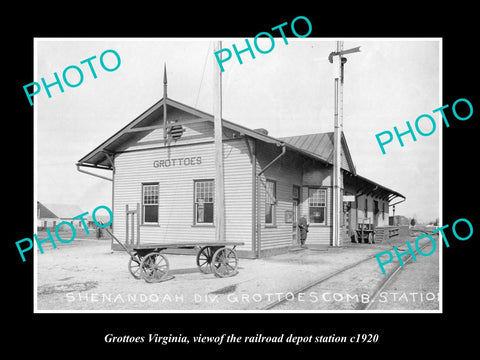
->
[388,227,399,237]
[125,203,140,245]
[375,226,399,242]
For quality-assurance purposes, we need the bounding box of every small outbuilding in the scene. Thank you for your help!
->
[37,202,83,230]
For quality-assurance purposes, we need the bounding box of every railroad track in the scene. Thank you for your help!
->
[262,230,436,311]
[362,229,438,311]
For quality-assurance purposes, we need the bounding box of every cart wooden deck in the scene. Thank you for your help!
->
[128,242,243,282]
[104,226,243,283]
[128,241,244,251]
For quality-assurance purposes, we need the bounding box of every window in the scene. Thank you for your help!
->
[382,202,385,220]
[308,188,326,224]
[265,180,276,225]
[292,185,300,200]
[195,180,214,224]
[142,183,159,224]
[364,197,368,218]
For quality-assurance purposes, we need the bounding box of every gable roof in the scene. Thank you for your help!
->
[77,96,341,169]
[76,96,404,202]
[279,132,356,174]
[37,202,59,219]
[76,97,284,169]
[38,202,84,219]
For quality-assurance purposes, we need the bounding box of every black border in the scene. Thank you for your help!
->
[8,4,478,354]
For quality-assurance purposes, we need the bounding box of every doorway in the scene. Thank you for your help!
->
[292,186,300,245]
[373,200,379,227]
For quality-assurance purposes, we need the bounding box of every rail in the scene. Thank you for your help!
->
[263,232,435,311]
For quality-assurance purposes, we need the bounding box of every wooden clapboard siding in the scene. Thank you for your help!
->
[123,105,241,153]
[382,200,388,226]
[254,141,337,250]
[256,143,303,250]
[258,178,297,250]
[113,136,252,252]
[301,186,332,246]
[81,96,405,257]
[357,194,371,224]
[341,153,350,173]
[223,139,253,250]
[355,194,390,228]
[302,166,332,187]
[114,143,213,244]
[301,162,333,246]
[127,119,214,151]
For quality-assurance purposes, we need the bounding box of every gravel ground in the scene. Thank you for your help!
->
[35,233,440,312]
[367,237,440,311]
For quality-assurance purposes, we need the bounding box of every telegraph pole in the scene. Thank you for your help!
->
[329,41,360,247]
[163,63,168,146]
[213,41,225,242]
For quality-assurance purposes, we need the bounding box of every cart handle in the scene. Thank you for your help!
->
[101,225,134,256]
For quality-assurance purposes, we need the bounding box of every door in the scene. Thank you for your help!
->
[292,185,300,245]
[373,200,379,227]
[292,200,299,244]
[344,201,351,241]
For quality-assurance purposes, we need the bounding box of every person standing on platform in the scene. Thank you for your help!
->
[298,216,309,248]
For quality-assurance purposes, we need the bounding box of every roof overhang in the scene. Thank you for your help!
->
[76,97,333,169]
[76,96,405,204]
[346,173,406,204]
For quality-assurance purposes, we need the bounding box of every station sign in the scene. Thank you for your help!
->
[153,156,202,168]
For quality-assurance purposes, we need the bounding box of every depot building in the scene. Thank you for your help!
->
[77,82,404,258]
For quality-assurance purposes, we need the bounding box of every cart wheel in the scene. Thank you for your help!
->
[211,248,239,278]
[128,255,142,280]
[196,246,214,274]
[140,252,170,283]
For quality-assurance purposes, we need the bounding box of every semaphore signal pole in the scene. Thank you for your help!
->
[329,41,360,247]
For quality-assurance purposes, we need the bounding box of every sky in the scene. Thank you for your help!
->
[35,38,440,223]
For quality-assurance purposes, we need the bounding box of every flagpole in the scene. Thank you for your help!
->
[213,41,225,242]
